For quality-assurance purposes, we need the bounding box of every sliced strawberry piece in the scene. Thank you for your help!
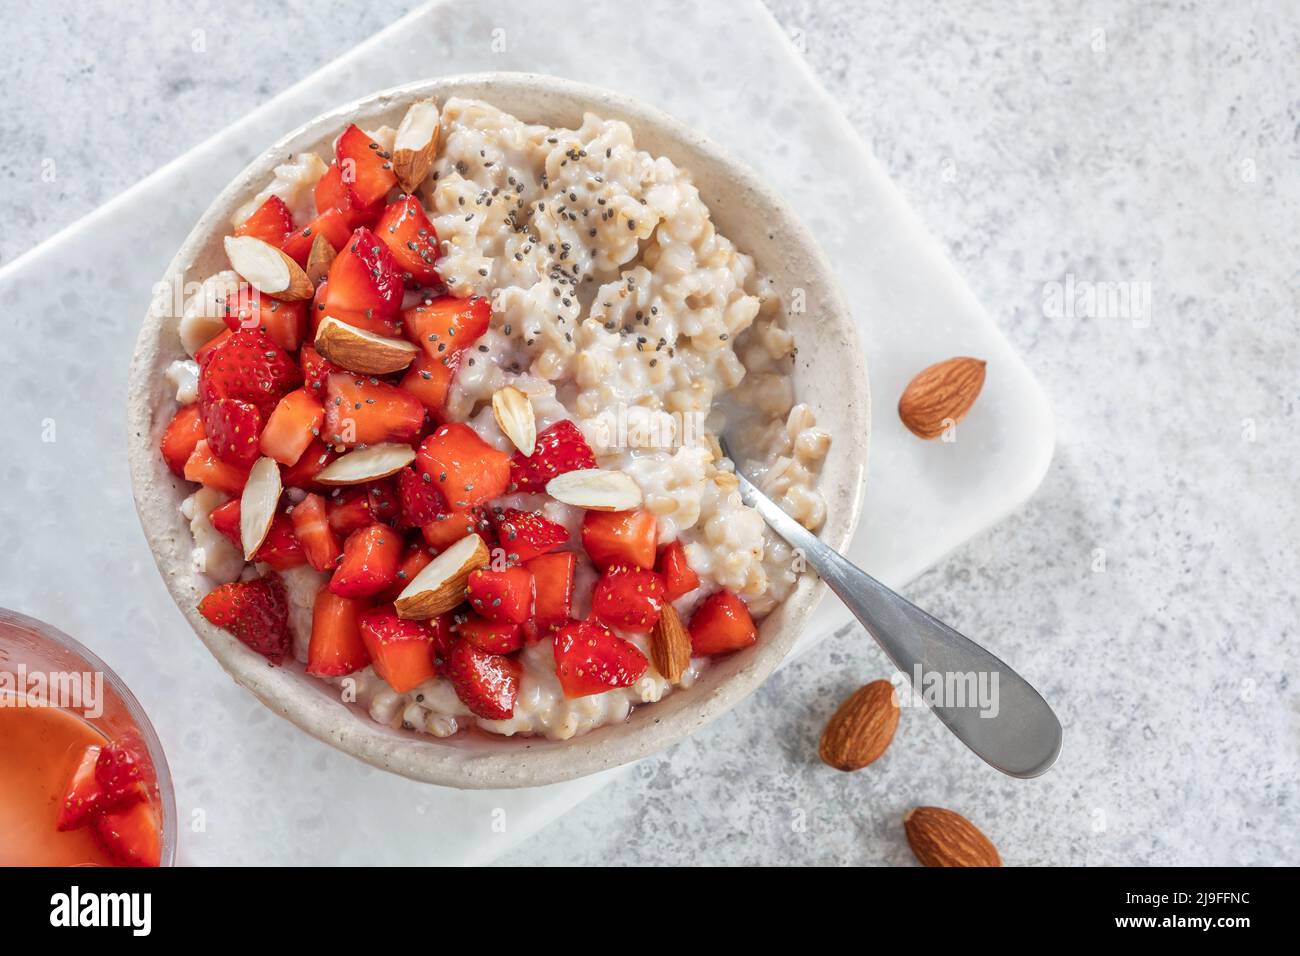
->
[509,419,596,492]
[552,619,649,698]
[290,493,341,572]
[198,326,300,420]
[445,639,521,720]
[160,404,205,477]
[375,196,441,285]
[335,124,398,208]
[592,564,666,633]
[254,511,306,570]
[396,466,446,527]
[92,800,161,867]
[524,551,575,638]
[299,344,340,396]
[327,486,377,536]
[322,372,425,448]
[466,565,533,624]
[378,542,434,602]
[456,616,523,655]
[419,509,480,553]
[416,422,512,509]
[399,351,459,413]
[321,227,404,318]
[657,539,700,601]
[222,286,307,353]
[492,507,569,562]
[688,590,758,656]
[329,523,403,598]
[311,280,405,339]
[402,296,491,361]
[234,195,294,246]
[198,573,291,663]
[183,439,252,494]
[314,162,384,228]
[581,509,658,570]
[202,398,262,467]
[365,477,403,527]
[307,588,370,676]
[357,605,436,692]
[281,207,354,266]
[208,498,242,549]
[259,388,325,466]
[193,327,233,365]
[93,734,153,805]
[281,437,337,489]
[428,613,456,675]
[56,745,122,832]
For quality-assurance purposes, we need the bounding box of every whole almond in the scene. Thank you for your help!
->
[651,605,692,683]
[903,807,1002,867]
[898,357,987,439]
[819,679,900,771]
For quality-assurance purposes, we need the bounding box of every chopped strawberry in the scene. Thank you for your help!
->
[335,124,398,208]
[420,509,480,553]
[592,565,666,632]
[329,523,403,598]
[524,551,575,637]
[298,345,336,396]
[197,327,300,420]
[581,509,658,570]
[466,565,533,624]
[326,487,374,535]
[403,296,492,361]
[657,539,700,601]
[365,477,403,527]
[416,423,511,509]
[183,439,252,494]
[357,605,436,692]
[259,389,325,466]
[202,397,262,467]
[198,573,291,663]
[509,419,596,492]
[320,226,404,318]
[399,351,459,413]
[208,498,242,548]
[92,801,161,868]
[281,437,337,489]
[552,619,648,698]
[307,588,370,676]
[93,734,153,805]
[193,327,233,365]
[160,404,205,477]
[311,280,405,339]
[428,613,456,675]
[222,286,307,353]
[396,466,446,527]
[444,639,521,720]
[314,161,385,228]
[491,507,569,562]
[456,616,523,655]
[234,195,294,246]
[375,196,441,285]
[688,590,758,656]
[291,493,341,572]
[281,207,354,266]
[56,745,117,831]
[322,373,425,448]
[208,500,304,570]
[378,542,434,602]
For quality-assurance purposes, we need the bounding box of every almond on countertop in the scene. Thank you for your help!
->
[903,807,1002,867]
[650,605,692,683]
[897,356,987,440]
[223,235,313,301]
[314,316,419,375]
[818,679,900,771]
[392,99,441,194]
[395,533,490,619]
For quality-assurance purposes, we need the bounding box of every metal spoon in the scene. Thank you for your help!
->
[720,437,1062,778]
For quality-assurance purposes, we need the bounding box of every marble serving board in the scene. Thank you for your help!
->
[0,0,1052,864]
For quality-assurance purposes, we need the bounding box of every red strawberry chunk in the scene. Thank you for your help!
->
[202,398,263,467]
[657,539,700,601]
[208,498,242,549]
[160,404,205,477]
[402,295,491,360]
[198,573,292,663]
[281,437,337,489]
[509,419,596,492]
[299,344,341,395]
[307,588,370,677]
[198,327,301,420]
[592,565,666,633]
[456,616,524,655]
[335,124,399,209]
[428,614,456,675]
[57,745,132,832]
[222,286,307,353]
[259,388,325,467]
[445,639,521,720]
[396,465,446,527]
[329,523,403,598]
[291,493,341,572]
[492,507,568,562]
[399,351,460,414]
[326,486,376,536]
[466,565,533,624]
[93,734,154,805]
[357,605,436,692]
[416,422,512,509]
[552,619,648,698]
[281,207,355,266]
[378,542,434,603]
[183,439,251,495]
[314,161,385,229]
[376,196,441,285]
[193,327,233,365]
[688,590,758,656]
[524,551,575,637]
[321,226,404,318]
[234,195,294,247]
[419,508,480,553]
[322,373,425,448]
[92,800,162,868]
[208,500,304,570]
[581,509,658,570]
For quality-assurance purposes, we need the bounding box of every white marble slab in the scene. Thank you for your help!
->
[0,0,1051,864]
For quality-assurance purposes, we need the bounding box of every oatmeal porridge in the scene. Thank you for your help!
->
[158,96,830,740]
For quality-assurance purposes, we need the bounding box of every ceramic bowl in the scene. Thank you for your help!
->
[126,73,869,788]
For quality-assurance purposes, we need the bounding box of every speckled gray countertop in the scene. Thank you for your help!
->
[3,0,1295,865]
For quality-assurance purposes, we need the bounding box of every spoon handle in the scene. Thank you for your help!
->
[732,469,1062,778]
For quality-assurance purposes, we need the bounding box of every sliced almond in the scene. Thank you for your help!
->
[223,235,313,301]
[305,233,336,286]
[395,533,490,619]
[239,456,282,560]
[491,386,537,456]
[650,605,692,683]
[392,99,441,194]
[315,442,416,486]
[314,316,418,375]
[545,468,643,511]
[903,807,1002,867]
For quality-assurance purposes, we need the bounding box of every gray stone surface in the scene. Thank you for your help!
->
[3,0,1296,865]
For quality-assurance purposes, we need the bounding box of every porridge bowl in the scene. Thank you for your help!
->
[127,73,869,788]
